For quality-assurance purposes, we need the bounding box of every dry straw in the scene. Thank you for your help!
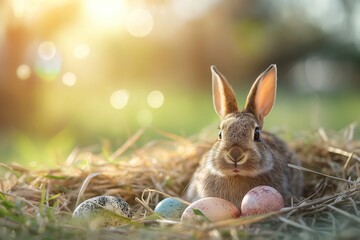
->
[1,124,360,238]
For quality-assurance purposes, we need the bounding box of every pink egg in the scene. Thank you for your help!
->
[241,185,284,216]
[181,197,240,223]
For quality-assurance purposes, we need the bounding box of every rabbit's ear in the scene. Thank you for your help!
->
[211,65,238,118]
[244,64,277,125]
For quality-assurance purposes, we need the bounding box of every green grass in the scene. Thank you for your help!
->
[0,89,359,168]
[1,115,360,239]
[1,192,360,240]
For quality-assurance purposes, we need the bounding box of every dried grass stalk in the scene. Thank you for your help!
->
[1,125,360,237]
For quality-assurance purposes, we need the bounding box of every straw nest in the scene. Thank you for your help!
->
[1,125,360,239]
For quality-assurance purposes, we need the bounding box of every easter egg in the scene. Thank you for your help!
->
[181,197,240,223]
[154,198,188,220]
[241,185,284,216]
[72,196,132,227]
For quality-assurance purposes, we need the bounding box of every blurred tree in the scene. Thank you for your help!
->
[0,0,359,143]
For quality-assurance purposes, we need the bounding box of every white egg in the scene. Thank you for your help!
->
[241,185,284,216]
[72,196,131,228]
[181,197,240,223]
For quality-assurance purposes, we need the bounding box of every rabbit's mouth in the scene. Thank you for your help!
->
[231,162,244,174]
[226,165,255,177]
[221,157,262,177]
[223,165,244,176]
[221,162,243,175]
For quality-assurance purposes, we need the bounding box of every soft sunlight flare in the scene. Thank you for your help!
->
[126,9,154,38]
[38,41,57,61]
[83,0,128,29]
[147,90,164,108]
[73,43,90,60]
[62,72,77,86]
[16,64,31,80]
[34,54,62,82]
[110,90,129,110]
[12,0,25,18]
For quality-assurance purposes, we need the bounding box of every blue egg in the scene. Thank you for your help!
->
[154,198,188,220]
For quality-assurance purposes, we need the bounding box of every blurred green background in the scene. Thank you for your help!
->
[0,0,359,167]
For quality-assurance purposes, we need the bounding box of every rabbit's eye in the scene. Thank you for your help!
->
[254,127,261,142]
[218,131,223,140]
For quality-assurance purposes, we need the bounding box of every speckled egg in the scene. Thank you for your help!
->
[72,196,132,227]
[181,197,240,223]
[241,186,284,216]
[154,198,188,220]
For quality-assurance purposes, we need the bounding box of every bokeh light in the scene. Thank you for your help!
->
[126,9,154,38]
[38,41,57,61]
[16,64,31,80]
[110,90,129,110]
[147,90,164,109]
[34,53,62,82]
[73,44,90,59]
[1,0,360,169]
[136,109,153,126]
[62,72,77,86]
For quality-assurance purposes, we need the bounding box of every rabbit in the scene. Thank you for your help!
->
[185,64,303,209]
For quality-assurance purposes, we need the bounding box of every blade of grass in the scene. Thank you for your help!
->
[47,193,62,202]
[206,211,279,230]
[109,128,145,161]
[328,146,360,163]
[328,205,360,224]
[141,188,190,206]
[135,197,155,214]
[278,216,315,232]
[288,164,354,183]
[75,172,101,208]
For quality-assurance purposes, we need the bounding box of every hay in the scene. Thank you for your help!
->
[1,125,360,239]
[0,129,207,215]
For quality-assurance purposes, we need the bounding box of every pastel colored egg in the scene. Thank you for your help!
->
[72,196,132,227]
[241,185,284,216]
[181,197,240,223]
[154,198,188,220]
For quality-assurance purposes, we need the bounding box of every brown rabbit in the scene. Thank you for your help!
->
[185,64,303,208]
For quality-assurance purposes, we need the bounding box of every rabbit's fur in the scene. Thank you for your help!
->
[185,65,303,208]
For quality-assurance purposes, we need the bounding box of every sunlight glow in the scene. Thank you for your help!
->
[34,54,62,82]
[16,64,31,80]
[73,43,90,59]
[110,90,129,110]
[83,0,127,28]
[126,9,154,38]
[12,0,25,18]
[38,41,57,61]
[147,90,164,108]
[136,109,153,126]
[171,0,219,20]
[62,72,77,86]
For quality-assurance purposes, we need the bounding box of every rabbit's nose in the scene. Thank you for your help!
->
[227,146,244,163]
